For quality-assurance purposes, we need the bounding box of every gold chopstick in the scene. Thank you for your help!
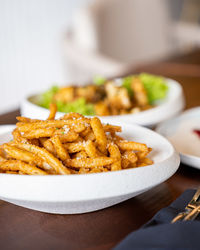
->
[171,188,200,223]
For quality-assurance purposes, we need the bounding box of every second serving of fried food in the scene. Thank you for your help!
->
[0,104,153,175]
[39,73,168,116]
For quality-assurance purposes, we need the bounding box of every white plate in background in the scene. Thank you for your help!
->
[21,78,185,128]
[0,122,179,214]
[156,107,200,169]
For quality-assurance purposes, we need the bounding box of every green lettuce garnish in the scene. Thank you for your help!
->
[122,73,168,104]
[139,73,168,104]
[55,98,95,116]
[93,75,106,85]
[122,76,133,97]
[40,85,59,109]
[39,86,95,116]
[39,73,168,116]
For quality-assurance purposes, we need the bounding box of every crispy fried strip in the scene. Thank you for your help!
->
[0,146,11,160]
[74,136,84,142]
[60,112,85,120]
[0,160,47,175]
[80,126,91,137]
[121,157,130,169]
[28,138,40,146]
[19,170,26,175]
[89,168,102,173]
[94,101,110,116]
[72,123,88,133]
[59,133,79,143]
[103,124,122,133]
[117,140,148,152]
[85,140,97,158]
[69,169,79,174]
[12,128,28,143]
[47,103,57,120]
[54,129,79,142]
[5,170,18,174]
[138,157,153,165]
[84,131,96,141]
[11,143,70,175]
[5,142,54,173]
[112,134,124,142]
[3,144,44,168]
[16,117,40,123]
[78,168,90,174]
[39,138,56,155]
[136,148,152,159]
[137,162,147,167]
[65,157,116,168]
[131,78,148,106]
[0,147,6,157]
[72,151,88,159]
[54,122,86,135]
[22,128,55,139]
[17,119,90,132]
[51,136,70,161]
[90,117,107,154]
[108,144,121,171]
[123,151,138,164]
[89,167,109,173]
[0,155,6,162]
[63,142,85,153]
[96,148,105,156]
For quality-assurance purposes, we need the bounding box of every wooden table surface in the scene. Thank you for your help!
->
[0,50,200,250]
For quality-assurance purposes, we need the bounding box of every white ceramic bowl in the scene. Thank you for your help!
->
[156,107,200,170]
[0,122,179,214]
[21,78,185,127]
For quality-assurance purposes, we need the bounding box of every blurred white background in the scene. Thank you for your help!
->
[0,0,199,114]
[0,0,91,114]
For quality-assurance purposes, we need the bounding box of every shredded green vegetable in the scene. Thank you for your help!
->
[38,73,168,115]
[55,98,95,116]
[139,73,168,104]
[39,87,95,116]
[39,86,59,109]
[122,73,168,104]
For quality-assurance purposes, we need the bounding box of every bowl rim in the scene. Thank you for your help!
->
[23,77,184,120]
[0,122,177,180]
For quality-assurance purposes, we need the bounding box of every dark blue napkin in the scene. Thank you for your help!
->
[114,189,200,249]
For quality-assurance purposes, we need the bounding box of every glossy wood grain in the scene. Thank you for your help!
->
[0,51,200,250]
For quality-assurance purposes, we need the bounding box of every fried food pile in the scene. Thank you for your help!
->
[47,78,151,116]
[0,105,153,175]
